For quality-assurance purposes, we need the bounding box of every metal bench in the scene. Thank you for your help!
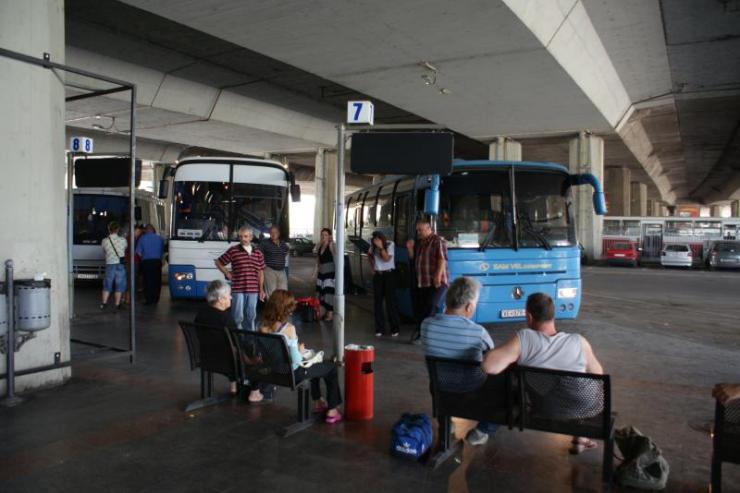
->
[426,357,615,489]
[712,397,740,492]
[230,329,320,437]
[179,321,239,413]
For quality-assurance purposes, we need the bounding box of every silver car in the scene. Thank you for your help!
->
[707,241,740,270]
[661,244,693,268]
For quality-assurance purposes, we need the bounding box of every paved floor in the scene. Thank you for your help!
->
[1,259,739,492]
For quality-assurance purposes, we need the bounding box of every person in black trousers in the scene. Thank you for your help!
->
[368,231,401,337]
[135,224,165,304]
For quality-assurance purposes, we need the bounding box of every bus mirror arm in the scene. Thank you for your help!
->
[570,173,607,216]
[289,172,301,202]
[423,175,441,216]
[158,179,169,199]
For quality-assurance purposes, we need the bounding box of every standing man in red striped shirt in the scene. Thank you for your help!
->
[215,227,266,330]
[407,218,449,342]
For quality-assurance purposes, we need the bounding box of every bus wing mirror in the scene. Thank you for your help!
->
[570,173,607,216]
[290,184,301,202]
[158,179,169,199]
[423,175,441,216]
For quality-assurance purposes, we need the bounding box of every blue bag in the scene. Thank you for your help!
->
[391,413,433,460]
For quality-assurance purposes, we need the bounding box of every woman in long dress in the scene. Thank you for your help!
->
[314,228,336,321]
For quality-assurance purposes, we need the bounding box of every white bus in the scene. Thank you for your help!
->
[162,157,299,299]
[73,188,166,279]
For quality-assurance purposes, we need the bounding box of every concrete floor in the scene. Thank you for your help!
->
[1,258,739,492]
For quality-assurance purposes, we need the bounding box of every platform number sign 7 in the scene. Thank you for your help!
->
[347,100,374,125]
[70,136,94,154]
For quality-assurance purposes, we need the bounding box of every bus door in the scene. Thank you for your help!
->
[359,189,379,290]
[642,223,663,260]
[392,191,414,319]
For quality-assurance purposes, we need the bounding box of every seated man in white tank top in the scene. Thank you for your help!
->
[481,292,604,454]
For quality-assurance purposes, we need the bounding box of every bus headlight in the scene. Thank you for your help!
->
[174,272,194,281]
[557,287,578,299]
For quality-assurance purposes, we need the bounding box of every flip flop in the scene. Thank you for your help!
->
[569,438,597,455]
[325,412,343,424]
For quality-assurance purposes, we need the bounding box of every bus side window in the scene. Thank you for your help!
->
[363,190,377,231]
[377,185,394,228]
[394,193,410,246]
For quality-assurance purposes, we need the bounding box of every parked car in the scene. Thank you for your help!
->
[660,244,693,268]
[706,240,740,270]
[289,237,315,256]
[606,241,641,267]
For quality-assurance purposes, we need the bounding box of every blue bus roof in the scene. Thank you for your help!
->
[452,159,569,174]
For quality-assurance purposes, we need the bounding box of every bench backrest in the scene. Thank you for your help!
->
[714,398,740,464]
[518,365,610,439]
[425,356,513,425]
[179,321,201,370]
[230,329,296,389]
[179,321,239,381]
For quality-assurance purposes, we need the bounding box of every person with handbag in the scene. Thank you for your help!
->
[259,289,343,423]
[100,221,128,310]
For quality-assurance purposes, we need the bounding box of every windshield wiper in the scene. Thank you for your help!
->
[518,213,552,250]
[479,225,497,251]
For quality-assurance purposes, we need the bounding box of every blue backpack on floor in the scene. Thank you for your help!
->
[391,413,433,460]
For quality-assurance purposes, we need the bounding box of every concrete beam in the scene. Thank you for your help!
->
[64,48,338,155]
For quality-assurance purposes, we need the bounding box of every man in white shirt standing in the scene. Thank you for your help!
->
[100,221,128,310]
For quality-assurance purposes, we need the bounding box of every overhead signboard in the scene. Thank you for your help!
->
[347,100,374,125]
[350,132,454,175]
[70,136,94,154]
[74,157,142,188]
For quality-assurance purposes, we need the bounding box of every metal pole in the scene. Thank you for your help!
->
[333,124,346,363]
[2,260,23,407]
[128,86,137,365]
[67,152,75,320]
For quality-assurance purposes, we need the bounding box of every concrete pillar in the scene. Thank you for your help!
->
[711,205,722,218]
[604,167,631,216]
[731,200,740,217]
[489,137,522,161]
[312,149,337,239]
[646,199,656,217]
[630,182,647,217]
[0,0,69,393]
[569,133,604,261]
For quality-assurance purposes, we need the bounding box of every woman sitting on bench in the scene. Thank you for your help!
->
[259,290,344,424]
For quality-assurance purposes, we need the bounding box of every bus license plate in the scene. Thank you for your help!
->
[501,309,526,318]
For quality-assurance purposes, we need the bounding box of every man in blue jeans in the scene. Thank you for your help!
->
[215,227,266,330]
[421,276,498,446]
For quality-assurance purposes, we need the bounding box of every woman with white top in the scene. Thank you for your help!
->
[259,290,343,423]
[368,231,401,337]
[100,221,128,310]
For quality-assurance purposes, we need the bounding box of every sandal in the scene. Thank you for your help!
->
[313,401,329,415]
[248,390,264,403]
[569,437,597,454]
[325,411,343,424]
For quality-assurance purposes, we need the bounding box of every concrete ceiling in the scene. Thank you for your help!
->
[66,0,740,206]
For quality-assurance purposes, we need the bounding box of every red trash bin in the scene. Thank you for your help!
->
[344,344,374,421]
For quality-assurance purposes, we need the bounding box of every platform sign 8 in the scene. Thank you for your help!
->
[70,136,94,154]
[347,101,374,125]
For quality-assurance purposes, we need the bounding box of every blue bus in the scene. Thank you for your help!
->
[344,160,605,323]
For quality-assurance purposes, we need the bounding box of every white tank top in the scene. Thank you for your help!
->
[517,329,586,372]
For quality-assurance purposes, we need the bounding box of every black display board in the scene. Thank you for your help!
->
[75,157,142,188]
[350,132,454,175]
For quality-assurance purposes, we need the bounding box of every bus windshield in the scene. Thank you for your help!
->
[437,168,575,249]
[74,194,128,245]
[438,170,513,248]
[174,181,286,241]
[515,170,575,248]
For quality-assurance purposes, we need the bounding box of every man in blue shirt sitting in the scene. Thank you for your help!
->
[136,224,165,304]
[421,276,497,446]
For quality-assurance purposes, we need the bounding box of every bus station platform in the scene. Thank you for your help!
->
[1,258,739,492]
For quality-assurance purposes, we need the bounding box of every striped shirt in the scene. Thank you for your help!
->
[414,234,448,288]
[260,238,289,271]
[217,244,265,293]
[421,313,494,362]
